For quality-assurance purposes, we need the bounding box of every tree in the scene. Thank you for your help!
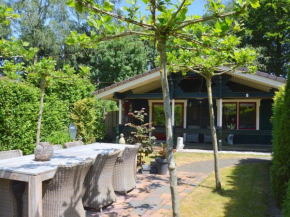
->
[168,32,257,192]
[66,0,260,215]
[26,58,90,144]
[0,0,152,85]
[235,0,290,76]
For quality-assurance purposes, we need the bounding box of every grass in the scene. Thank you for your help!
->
[142,152,271,167]
[176,162,271,217]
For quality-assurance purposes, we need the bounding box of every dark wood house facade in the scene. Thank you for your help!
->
[94,67,286,152]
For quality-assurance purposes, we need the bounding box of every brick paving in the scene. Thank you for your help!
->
[86,157,271,217]
[86,170,206,217]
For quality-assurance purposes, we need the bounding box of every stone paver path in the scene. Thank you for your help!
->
[86,157,271,217]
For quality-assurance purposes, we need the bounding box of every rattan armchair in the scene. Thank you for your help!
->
[112,146,139,194]
[64,141,83,148]
[83,150,121,211]
[0,150,24,217]
[23,158,93,217]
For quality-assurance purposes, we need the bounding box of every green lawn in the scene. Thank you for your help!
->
[176,162,271,217]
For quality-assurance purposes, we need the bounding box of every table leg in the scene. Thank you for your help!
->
[29,175,42,217]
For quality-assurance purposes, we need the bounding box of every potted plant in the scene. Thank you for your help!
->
[155,143,168,175]
[125,108,156,166]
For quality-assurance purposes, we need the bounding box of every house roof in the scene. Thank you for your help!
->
[94,67,286,100]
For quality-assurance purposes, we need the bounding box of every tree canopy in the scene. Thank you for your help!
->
[236,0,290,76]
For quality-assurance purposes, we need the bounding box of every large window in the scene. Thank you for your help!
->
[222,102,256,130]
[222,103,237,129]
[239,103,256,129]
[152,103,183,127]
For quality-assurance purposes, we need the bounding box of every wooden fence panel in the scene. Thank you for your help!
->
[105,111,119,140]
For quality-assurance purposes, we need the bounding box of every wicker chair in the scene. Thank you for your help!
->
[64,141,83,149]
[83,150,122,211]
[112,146,139,194]
[0,150,24,217]
[52,145,63,151]
[23,158,93,217]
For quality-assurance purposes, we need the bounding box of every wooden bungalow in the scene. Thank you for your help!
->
[94,67,286,152]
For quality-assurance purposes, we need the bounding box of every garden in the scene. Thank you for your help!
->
[0,0,290,216]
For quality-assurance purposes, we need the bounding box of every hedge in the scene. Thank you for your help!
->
[271,72,290,206]
[0,77,96,154]
[283,181,290,216]
[0,77,116,154]
[0,78,39,154]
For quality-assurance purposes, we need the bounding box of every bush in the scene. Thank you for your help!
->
[0,78,39,154]
[283,181,290,216]
[71,98,97,144]
[41,94,71,140]
[271,73,290,206]
[45,130,71,145]
[0,77,96,154]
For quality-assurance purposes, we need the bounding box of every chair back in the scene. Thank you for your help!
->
[52,145,63,151]
[83,150,122,208]
[64,141,83,148]
[121,146,139,169]
[0,150,23,160]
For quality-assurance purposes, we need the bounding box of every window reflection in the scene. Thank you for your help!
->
[239,103,256,129]
[222,103,237,129]
[152,103,183,127]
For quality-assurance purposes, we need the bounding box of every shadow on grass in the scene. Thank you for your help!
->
[220,159,271,217]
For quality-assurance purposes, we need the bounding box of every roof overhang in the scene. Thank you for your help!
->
[94,66,286,100]
[94,68,160,100]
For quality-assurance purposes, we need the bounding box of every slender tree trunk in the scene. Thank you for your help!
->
[206,77,222,192]
[157,37,180,217]
[36,76,46,145]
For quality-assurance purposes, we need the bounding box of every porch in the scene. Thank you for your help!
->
[117,125,272,152]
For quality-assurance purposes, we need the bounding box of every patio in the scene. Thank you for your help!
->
[86,171,207,217]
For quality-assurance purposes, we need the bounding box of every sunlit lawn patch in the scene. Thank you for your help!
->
[178,162,270,217]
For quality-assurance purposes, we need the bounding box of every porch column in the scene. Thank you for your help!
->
[256,100,261,130]
[118,99,122,125]
[172,99,175,126]
[149,101,152,137]
[183,100,187,141]
[216,99,222,128]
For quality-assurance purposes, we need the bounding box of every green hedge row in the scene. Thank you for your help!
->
[0,78,39,154]
[283,181,290,216]
[0,77,114,154]
[271,72,290,207]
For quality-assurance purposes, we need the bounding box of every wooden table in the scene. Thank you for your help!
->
[0,143,129,217]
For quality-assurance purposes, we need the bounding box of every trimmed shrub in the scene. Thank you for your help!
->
[47,78,95,110]
[271,73,290,206]
[0,78,39,154]
[71,98,97,144]
[283,181,290,216]
[41,94,71,140]
[45,130,71,145]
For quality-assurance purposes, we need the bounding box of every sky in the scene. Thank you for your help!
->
[116,0,207,17]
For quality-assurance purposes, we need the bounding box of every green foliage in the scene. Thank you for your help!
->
[71,98,97,144]
[271,74,290,206]
[283,180,290,216]
[45,130,71,145]
[0,4,18,24]
[125,109,155,165]
[0,78,39,154]
[238,0,290,76]
[0,75,96,154]
[41,94,71,140]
